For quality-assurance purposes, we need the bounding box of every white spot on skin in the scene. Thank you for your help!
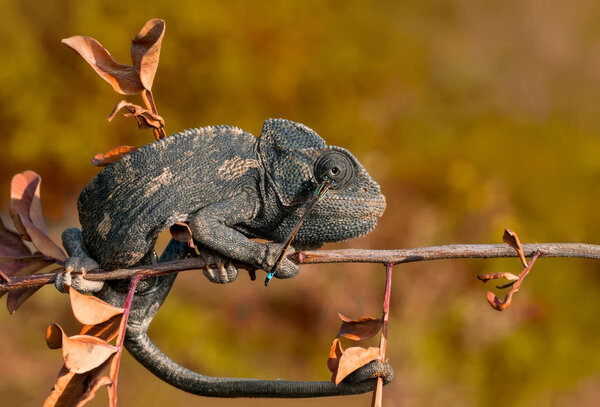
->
[217,157,259,180]
[144,168,174,198]
[97,213,112,239]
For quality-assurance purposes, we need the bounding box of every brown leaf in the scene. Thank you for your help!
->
[43,365,88,407]
[80,314,122,342]
[503,229,527,267]
[170,222,193,243]
[327,338,344,375]
[44,359,113,407]
[477,272,519,284]
[18,214,66,262]
[7,287,42,314]
[108,100,165,130]
[92,145,139,166]
[69,287,124,326]
[334,346,381,385]
[62,36,144,95]
[75,375,112,407]
[10,171,45,239]
[62,333,118,374]
[0,215,32,280]
[0,216,31,256]
[336,313,383,341]
[131,19,165,90]
[487,291,512,311]
[5,260,55,313]
[47,323,64,349]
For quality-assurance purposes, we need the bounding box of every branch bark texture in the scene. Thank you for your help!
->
[2,243,600,293]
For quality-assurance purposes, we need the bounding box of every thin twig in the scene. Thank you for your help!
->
[371,263,393,407]
[2,243,600,292]
[108,273,142,407]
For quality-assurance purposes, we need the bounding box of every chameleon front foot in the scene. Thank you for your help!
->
[55,256,104,293]
[199,251,238,284]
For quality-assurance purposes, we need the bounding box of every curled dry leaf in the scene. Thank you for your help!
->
[92,145,139,167]
[61,36,144,95]
[131,19,165,90]
[336,313,383,341]
[487,291,512,311]
[62,333,118,374]
[43,365,88,407]
[0,215,32,285]
[477,272,519,284]
[44,359,114,407]
[46,322,64,349]
[18,214,66,262]
[75,375,113,407]
[5,259,55,312]
[482,251,541,311]
[80,314,122,342]
[10,170,46,239]
[69,286,124,326]
[327,338,344,375]
[503,229,527,267]
[334,346,381,385]
[108,100,165,129]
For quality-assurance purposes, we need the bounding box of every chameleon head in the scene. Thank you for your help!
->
[258,119,386,244]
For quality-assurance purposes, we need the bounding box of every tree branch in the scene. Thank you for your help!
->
[2,243,600,293]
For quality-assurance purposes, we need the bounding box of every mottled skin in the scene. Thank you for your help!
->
[60,118,392,397]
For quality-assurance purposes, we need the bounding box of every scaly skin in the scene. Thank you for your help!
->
[60,118,391,397]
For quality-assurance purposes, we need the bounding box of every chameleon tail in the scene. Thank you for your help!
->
[125,330,392,398]
[99,239,393,398]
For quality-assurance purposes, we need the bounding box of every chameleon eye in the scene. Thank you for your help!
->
[314,151,355,190]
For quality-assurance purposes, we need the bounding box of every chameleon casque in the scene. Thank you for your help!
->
[59,118,393,397]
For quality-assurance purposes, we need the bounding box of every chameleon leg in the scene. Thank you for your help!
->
[96,239,393,398]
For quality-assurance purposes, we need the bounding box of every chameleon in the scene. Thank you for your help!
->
[58,118,392,397]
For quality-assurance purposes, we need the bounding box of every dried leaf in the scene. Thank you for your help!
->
[47,323,64,349]
[334,346,381,385]
[92,145,139,166]
[44,359,113,407]
[69,287,124,326]
[62,36,144,95]
[131,19,165,90]
[327,338,344,374]
[80,314,122,342]
[5,259,54,312]
[487,291,512,311]
[108,100,164,129]
[62,333,118,374]
[336,313,383,341]
[170,222,193,243]
[18,214,66,262]
[477,272,519,283]
[43,365,88,407]
[10,171,45,239]
[0,216,33,282]
[75,375,112,407]
[0,254,47,265]
[7,286,41,314]
[503,229,527,267]
[0,215,31,258]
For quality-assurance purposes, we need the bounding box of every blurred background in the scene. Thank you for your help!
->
[2,0,600,406]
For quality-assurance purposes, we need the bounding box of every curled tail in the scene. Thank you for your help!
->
[97,239,393,398]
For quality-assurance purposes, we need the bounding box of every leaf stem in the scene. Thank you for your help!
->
[371,263,393,407]
[141,90,165,139]
[108,272,142,407]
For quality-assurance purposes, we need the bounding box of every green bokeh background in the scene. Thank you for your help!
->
[2,1,600,406]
